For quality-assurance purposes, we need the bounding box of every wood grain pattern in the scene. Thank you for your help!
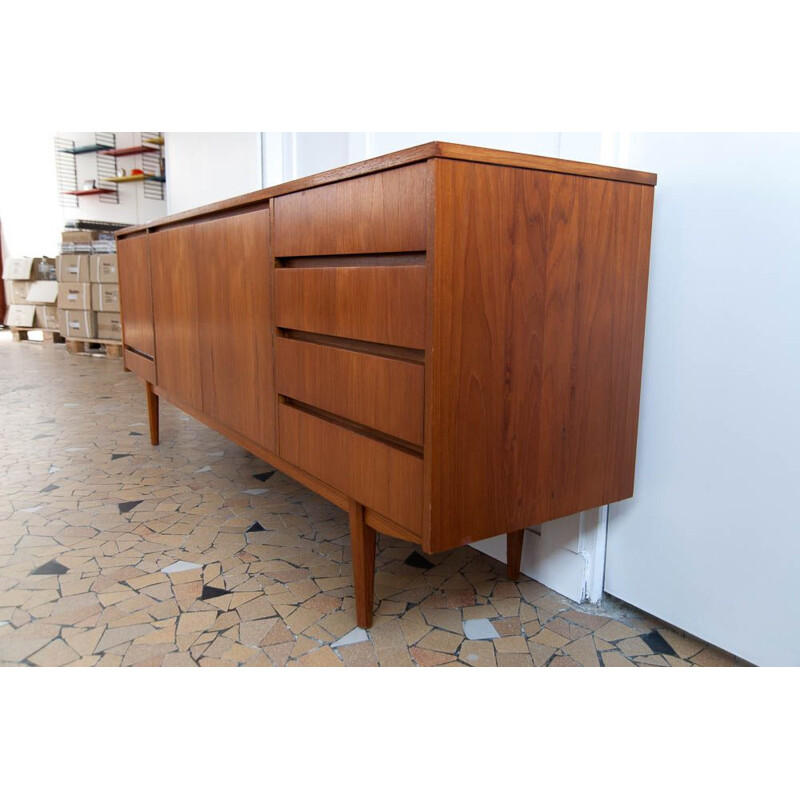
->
[116,141,656,238]
[435,142,657,186]
[123,347,155,384]
[274,265,426,348]
[348,500,377,629]
[149,226,203,411]
[149,382,421,544]
[535,176,652,520]
[274,163,428,256]
[194,208,276,450]
[427,159,653,550]
[117,233,155,359]
[278,403,423,533]
[364,509,421,545]
[275,337,424,446]
[620,186,655,497]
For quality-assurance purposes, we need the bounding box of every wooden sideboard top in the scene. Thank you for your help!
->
[116,141,658,237]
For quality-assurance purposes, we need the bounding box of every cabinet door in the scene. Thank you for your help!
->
[117,233,155,358]
[149,225,203,411]
[195,208,276,450]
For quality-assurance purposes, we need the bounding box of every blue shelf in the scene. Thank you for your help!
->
[58,144,113,155]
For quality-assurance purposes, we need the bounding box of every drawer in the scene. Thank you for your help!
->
[274,163,428,256]
[278,403,423,534]
[274,265,426,349]
[276,337,424,446]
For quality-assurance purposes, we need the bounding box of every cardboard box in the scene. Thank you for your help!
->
[35,259,57,280]
[56,254,90,283]
[90,254,118,283]
[6,280,32,304]
[5,304,36,327]
[2,256,55,281]
[91,283,120,312]
[26,281,60,305]
[58,309,96,339]
[57,282,92,311]
[3,257,33,280]
[96,311,122,341]
[34,305,60,330]
[62,230,99,243]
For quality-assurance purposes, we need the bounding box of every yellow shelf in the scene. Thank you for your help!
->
[104,174,155,184]
[143,136,164,145]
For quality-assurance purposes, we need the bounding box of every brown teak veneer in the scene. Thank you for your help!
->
[348,500,377,629]
[146,382,159,446]
[194,208,277,450]
[118,142,656,629]
[506,530,524,581]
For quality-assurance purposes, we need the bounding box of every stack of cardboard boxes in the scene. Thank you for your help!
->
[3,256,59,330]
[56,230,121,341]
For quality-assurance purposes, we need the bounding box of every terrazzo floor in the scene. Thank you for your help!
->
[0,332,744,667]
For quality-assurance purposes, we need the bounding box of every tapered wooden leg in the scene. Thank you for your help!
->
[146,381,159,446]
[348,499,376,629]
[507,529,525,580]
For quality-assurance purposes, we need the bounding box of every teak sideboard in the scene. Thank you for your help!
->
[116,142,657,628]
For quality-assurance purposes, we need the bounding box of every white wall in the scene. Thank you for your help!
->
[0,131,65,259]
[165,133,262,214]
[266,132,626,187]
[269,132,563,184]
[604,133,800,666]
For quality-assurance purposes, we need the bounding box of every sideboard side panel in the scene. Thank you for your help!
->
[428,159,654,550]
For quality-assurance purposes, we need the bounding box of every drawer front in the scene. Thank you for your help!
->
[278,404,423,533]
[274,265,426,349]
[276,337,424,446]
[274,163,428,256]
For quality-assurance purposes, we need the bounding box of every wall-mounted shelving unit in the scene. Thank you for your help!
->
[95,132,119,204]
[54,132,165,208]
[55,133,120,206]
[142,132,165,200]
[55,136,79,207]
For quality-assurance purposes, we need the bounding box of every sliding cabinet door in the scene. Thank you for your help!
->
[149,226,204,411]
[194,207,276,450]
[117,233,156,358]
